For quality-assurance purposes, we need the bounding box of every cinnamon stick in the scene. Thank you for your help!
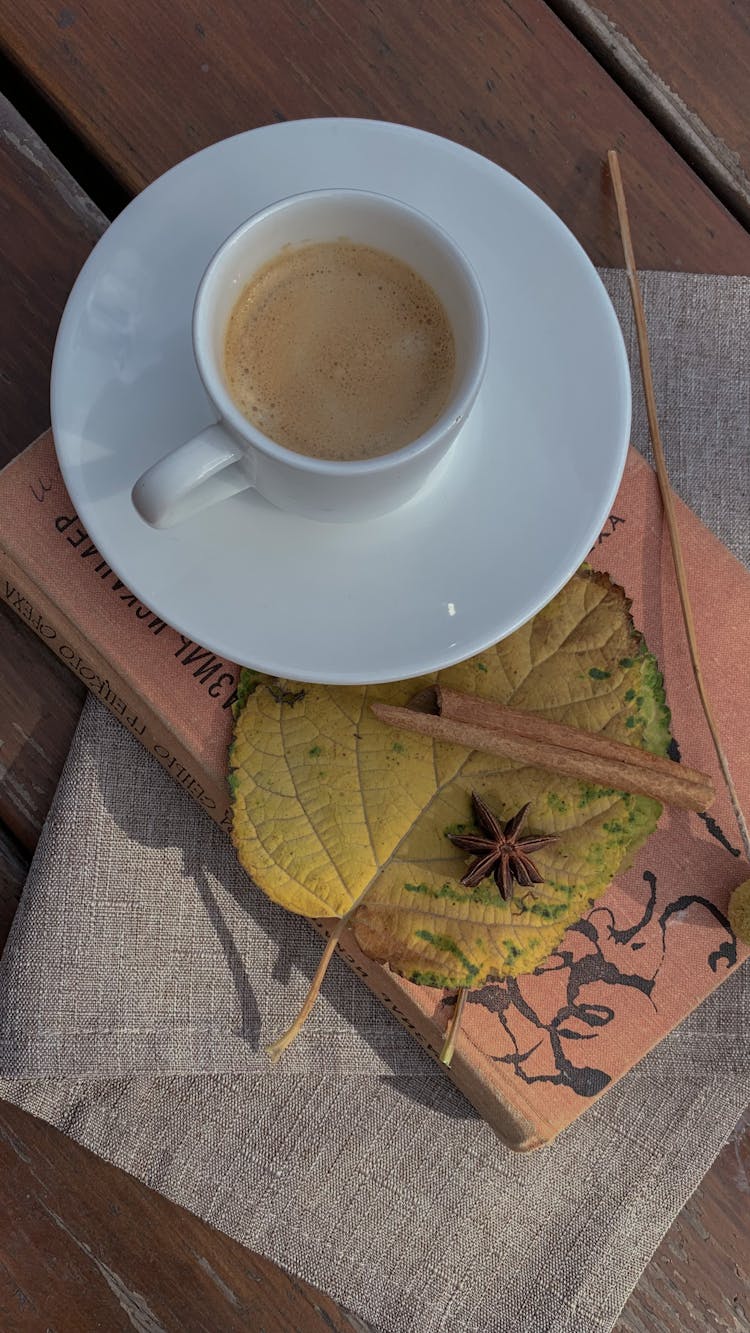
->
[437,687,709,787]
[370,692,714,813]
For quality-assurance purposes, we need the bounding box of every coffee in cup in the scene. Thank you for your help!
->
[223,241,455,461]
[132,189,488,527]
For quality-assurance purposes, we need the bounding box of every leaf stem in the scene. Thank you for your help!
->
[266,918,346,1064]
[440,987,469,1066]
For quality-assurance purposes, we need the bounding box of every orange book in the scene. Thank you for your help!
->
[1,430,748,1149]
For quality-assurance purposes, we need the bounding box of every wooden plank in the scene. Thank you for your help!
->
[0,95,104,470]
[0,1099,368,1333]
[616,1111,750,1333]
[549,0,750,228]
[1,0,749,272]
[0,829,28,945]
[0,94,99,864]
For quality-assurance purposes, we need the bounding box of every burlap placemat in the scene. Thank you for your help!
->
[0,270,748,1333]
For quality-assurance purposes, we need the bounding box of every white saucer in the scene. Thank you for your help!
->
[51,119,630,684]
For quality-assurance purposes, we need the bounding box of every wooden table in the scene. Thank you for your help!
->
[0,4,748,1328]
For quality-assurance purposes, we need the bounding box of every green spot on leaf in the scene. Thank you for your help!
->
[234,668,266,716]
[578,783,617,807]
[529,900,567,921]
[404,880,500,907]
[414,929,480,981]
[547,792,568,813]
[410,970,451,988]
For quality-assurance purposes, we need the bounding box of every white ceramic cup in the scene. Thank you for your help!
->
[131,189,489,527]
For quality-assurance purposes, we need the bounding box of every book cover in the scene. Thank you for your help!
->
[1,431,748,1149]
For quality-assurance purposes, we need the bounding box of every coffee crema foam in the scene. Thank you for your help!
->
[223,241,455,461]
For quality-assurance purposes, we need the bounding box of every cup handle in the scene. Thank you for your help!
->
[131,424,253,528]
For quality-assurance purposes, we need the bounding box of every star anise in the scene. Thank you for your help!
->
[447,791,558,902]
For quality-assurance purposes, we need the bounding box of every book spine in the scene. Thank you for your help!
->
[0,549,233,832]
[0,543,542,1149]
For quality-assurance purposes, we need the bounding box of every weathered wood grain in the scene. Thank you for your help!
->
[549,0,750,228]
[1,0,750,271]
[0,93,97,894]
[0,95,104,469]
[0,1099,368,1333]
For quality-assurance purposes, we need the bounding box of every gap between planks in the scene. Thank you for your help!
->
[546,0,750,231]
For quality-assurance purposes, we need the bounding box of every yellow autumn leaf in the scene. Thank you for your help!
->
[230,568,671,989]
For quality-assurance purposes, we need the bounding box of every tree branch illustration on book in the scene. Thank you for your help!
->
[460,870,737,1097]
